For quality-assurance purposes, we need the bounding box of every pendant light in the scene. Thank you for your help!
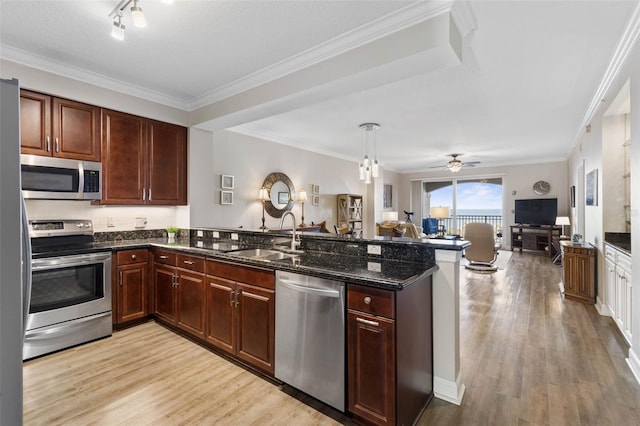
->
[358,123,380,184]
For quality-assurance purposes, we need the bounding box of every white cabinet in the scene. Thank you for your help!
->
[604,243,633,344]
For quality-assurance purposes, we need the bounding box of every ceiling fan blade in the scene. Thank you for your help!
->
[463,161,481,166]
[428,164,447,169]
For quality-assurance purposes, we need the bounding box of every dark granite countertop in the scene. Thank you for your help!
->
[100,238,437,290]
[604,232,631,255]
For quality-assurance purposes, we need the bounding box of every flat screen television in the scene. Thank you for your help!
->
[514,198,557,226]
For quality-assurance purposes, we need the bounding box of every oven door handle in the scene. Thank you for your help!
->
[32,252,112,271]
[25,312,111,339]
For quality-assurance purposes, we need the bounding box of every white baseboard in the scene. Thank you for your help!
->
[595,297,612,316]
[627,349,640,386]
[434,373,466,405]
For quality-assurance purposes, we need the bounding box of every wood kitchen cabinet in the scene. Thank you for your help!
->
[101,109,187,205]
[560,241,596,304]
[113,249,150,325]
[20,89,101,161]
[347,278,433,426]
[153,249,206,339]
[205,260,275,375]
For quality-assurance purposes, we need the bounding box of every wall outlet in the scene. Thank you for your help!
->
[135,217,147,228]
[197,230,203,237]
[367,261,381,272]
[231,233,239,240]
[213,231,220,238]
[107,217,114,228]
[367,244,382,255]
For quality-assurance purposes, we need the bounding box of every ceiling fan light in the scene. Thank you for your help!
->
[131,1,147,27]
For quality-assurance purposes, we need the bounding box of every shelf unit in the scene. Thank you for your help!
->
[337,194,363,232]
[510,225,561,257]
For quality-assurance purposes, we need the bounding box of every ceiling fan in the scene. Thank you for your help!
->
[429,154,481,173]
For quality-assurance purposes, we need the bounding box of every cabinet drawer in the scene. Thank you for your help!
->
[206,260,274,289]
[604,245,617,262]
[348,283,395,319]
[153,249,176,266]
[116,249,148,265]
[617,251,632,272]
[177,253,205,273]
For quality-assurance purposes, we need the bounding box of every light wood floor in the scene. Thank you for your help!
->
[24,251,640,425]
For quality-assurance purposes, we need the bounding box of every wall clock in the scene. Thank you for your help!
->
[532,180,551,195]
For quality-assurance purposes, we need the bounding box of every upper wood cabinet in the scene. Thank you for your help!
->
[101,109,187,205]
[20,89,101,162]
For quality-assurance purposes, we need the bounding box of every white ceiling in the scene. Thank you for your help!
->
[1,0,637,173]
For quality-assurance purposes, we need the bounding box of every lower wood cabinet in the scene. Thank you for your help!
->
[153,249,206,339]
[561,241,596,304]
[205,260,275,375]
[113,249,150,325]
[347,277,433,426]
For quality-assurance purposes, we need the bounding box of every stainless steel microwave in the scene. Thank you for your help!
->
[20,154,102,200]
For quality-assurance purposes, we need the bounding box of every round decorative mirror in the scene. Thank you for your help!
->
[262,172,295,218]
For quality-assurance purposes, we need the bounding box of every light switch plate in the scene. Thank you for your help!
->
[367,262,381,272]
[367,244,382,255]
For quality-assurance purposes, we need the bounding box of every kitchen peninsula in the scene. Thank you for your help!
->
[99,227,470,425]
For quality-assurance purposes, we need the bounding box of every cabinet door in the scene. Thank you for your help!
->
[348,310,395,426]
[101,109,147,204]
[605,257,616,316]
[623,269,632,342]
[205,275,236,354]
[147,120,187,205]
[615,268,626,332]
[20,90,51,155]
[154,264,176,322]
[52,97,101,161]
[563,253,577,296]
[236,283,275,375]
[117,263,148,323]
[575,255,592,300]
[176,269,205,338]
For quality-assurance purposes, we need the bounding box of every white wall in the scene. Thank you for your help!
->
[398,160,569,239]
[602,114,628,232]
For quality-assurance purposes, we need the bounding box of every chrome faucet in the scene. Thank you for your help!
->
[280,211,300,251]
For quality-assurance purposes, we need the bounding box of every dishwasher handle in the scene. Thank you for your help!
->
[278,277,341,298]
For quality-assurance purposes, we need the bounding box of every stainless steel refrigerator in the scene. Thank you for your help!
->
[1,77,30,425]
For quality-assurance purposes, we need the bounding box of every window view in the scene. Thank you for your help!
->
[420,177,503,242]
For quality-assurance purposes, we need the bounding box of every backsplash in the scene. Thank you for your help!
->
[25,200,179,232]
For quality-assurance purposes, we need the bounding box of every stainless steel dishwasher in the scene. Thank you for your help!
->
[275,270,345,412]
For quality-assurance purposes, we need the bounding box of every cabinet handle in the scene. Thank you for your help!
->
[234,290,240,308]
[173,274,179,287]
[131,254,137,260]
[149,188,152,201]
[183,260,195,265]
[119,271,123,286]
[55,137,59,153]
[159,255,169,259]
[230,290,234,307]
[46,136,51,152]
[143,188,146,201]
[356,317,379,327]
[364,296,372,305]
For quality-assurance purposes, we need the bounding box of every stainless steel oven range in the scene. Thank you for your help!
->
[24,219,112,360]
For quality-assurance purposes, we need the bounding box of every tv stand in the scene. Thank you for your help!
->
[510,225,561,258]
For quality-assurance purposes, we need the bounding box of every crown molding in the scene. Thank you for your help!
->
[570,0,640,154]
[451,1,477,39]
[188,0,454,110]
[0,44,190,110]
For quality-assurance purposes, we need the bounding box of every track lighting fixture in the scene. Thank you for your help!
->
[109,0,170,40]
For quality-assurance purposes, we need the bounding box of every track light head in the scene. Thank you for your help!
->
[111,14,125,40]
[130,0,147,27]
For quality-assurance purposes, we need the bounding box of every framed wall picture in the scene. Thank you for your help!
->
[221,190,233,205]
[586,169,597,206]
[312,195,320,206]
[383,183,393,209]
[570,185,575,208]
[312,184,320,195]
[221,175,234,189]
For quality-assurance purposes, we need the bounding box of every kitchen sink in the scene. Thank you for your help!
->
[227,248,299,261]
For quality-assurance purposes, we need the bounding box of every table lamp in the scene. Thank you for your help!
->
[555,216,570,237]
[297,189,309,227]
[430,206,450,237]
[381,211,398,223]
[258,188,269,229]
